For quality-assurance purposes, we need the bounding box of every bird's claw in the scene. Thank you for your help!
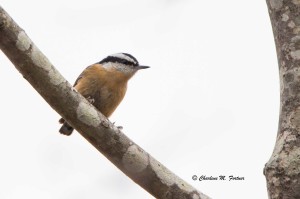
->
[117,126,123,130]
[112,122,123,130]
[86,96,95,104]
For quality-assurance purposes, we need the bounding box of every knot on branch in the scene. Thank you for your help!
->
[0,14,7,30]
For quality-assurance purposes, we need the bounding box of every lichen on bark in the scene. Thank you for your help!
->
[265,0,300,198]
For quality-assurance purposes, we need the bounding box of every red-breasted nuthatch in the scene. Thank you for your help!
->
[59,53,149,135]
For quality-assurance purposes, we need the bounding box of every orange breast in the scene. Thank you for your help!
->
[75,64,130,117]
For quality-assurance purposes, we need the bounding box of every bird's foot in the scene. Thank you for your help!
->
[86,96,95,104]
[117,126,123,130]
[113,122,123,130]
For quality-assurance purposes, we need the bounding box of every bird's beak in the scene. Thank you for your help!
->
[137,65,150,70]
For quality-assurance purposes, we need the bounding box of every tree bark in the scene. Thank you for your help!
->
[0,5,210,199]
[265,1,300,198]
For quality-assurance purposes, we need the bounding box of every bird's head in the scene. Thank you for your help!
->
[99,53,149,76]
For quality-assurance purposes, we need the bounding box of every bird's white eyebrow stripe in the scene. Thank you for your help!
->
[110,53,137,65]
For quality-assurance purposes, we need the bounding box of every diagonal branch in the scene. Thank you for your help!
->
[0,6,210,199]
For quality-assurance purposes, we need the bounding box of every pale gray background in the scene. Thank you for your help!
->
[0,0,278,198]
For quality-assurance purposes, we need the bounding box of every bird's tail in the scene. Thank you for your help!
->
[59,118,74,136]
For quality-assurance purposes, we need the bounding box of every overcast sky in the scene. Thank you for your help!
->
[0,0,278,198]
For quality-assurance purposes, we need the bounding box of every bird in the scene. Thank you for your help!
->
[58,53,149,135]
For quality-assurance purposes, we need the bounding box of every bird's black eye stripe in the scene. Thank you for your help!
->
[99,56,139,66]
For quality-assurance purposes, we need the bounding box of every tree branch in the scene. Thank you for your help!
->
[0,5,210,199]
[264,1,300,198]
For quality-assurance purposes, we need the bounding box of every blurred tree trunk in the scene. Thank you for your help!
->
[264,1,300,198]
